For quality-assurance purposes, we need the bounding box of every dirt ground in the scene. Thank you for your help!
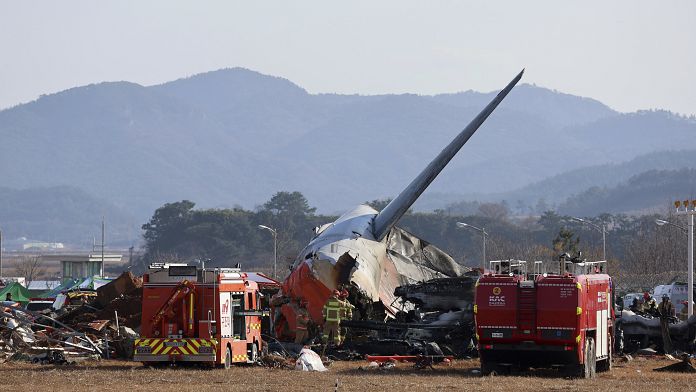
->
[0,356,692,391]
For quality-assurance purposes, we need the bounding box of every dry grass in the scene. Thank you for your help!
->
[0,356,691,392]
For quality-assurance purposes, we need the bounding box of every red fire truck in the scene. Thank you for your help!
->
[475,258,614,378]
[134,264,277,368]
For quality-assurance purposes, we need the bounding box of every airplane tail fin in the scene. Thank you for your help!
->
[372,69,524,241]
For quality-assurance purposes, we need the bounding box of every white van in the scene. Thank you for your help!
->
[653,283,691,314]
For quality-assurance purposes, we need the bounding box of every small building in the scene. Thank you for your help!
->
[39,253,122,282]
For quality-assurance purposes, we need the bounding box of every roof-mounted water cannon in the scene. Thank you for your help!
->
[488,259,527,277]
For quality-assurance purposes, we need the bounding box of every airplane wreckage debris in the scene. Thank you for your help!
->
[272,70,525,356]
[0,272,142,364]
[342,272,479,358]
[617,310,696,354]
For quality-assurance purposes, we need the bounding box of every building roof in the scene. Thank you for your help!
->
[27,280,61,291]
[40,253,122,263]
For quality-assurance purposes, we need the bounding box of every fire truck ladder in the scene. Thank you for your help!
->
[517,282,537,335]
[151,280,196,326]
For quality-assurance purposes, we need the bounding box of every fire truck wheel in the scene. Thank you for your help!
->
[583,337,597,379]
[224,346,232,369]
[480,360,496,376]
[566,337,597,378]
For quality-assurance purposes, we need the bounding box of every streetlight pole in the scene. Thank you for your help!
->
[655,218,687,233]
[258,225,278,279]
[456,222,488,271]
[570,217,607,261]
[674,200,696,318]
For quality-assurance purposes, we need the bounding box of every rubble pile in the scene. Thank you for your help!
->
[0,272,142,364]
[342,273,479,358]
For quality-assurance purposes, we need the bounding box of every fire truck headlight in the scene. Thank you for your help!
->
[154,330,160,336]
[178,329,183,335]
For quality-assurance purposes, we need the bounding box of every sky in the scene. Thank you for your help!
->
[1,1,695,115]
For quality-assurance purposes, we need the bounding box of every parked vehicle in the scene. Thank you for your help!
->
[134,263,277,368]
[475,257,614,378]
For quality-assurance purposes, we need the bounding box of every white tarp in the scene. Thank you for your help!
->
[295,348,327,372]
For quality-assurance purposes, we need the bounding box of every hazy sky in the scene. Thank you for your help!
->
[1,1,694,114]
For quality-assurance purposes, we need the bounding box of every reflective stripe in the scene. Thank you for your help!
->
[324,298,342,322]
[135,338,218,356]
[326,309,340,321]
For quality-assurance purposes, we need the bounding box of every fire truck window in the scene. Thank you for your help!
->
[232,295,246,340]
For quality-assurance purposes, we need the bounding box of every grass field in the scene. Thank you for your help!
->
[0,356,691,391]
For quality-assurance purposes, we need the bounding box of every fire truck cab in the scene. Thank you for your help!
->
[134,264,272,368]
[475,258,613,378]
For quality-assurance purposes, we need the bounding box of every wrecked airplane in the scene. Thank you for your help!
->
[618,310,696,353]
[273,70,524,342]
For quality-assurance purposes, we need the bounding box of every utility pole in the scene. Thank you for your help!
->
[0,228,3,279]
[675,200,696,318]
[99,216,104,276]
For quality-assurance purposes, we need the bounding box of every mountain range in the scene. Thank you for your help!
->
[0,68,694,244]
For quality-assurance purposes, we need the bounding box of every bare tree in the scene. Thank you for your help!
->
[14,256,46,287]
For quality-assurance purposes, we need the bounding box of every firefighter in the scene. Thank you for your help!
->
[629,297,640,312]
[337,289,354,346]
[322,290,342,346]
[658,294,674,318]
[658,294,674,353]
[641,292,657,315]
[295,299,310,345]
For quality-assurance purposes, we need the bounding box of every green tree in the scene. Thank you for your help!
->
[262,191,316,217]
[552,227,580,255]
[142,200,195,253]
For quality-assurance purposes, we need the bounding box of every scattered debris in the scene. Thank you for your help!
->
[366,354,454,370]
[0,271,143,364]
[260,353,295,369]
[636,348,658,356]
[655,356,696,373]
[295,348,328,372]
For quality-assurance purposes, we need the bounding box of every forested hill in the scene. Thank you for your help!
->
[2,67,695,220]
[0,186,138,247]
[557,168,696,216]
[469,149,696,209]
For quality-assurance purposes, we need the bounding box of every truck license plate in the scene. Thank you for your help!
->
[165,341,186,347]
[492,332,503,338]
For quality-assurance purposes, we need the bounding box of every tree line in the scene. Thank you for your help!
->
[134,191,691,292]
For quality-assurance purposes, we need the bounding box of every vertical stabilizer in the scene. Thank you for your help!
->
[372,69,524,241]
